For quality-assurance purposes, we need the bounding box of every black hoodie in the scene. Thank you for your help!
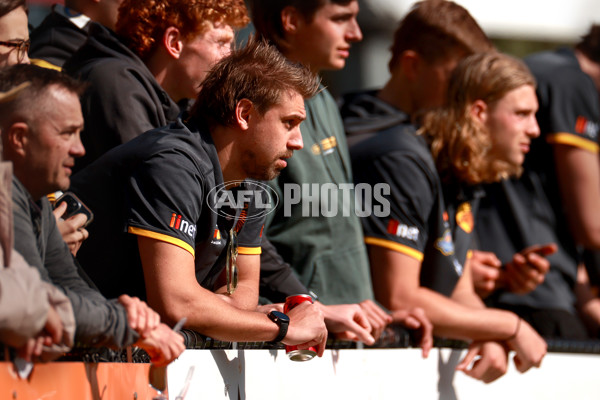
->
[340,90,411,138]
[29,9,90,69]
[64,23,180,172]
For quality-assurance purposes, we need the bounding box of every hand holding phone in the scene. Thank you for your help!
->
[52,192,93,256]
[53,191,94,227]
[504,243,557,294]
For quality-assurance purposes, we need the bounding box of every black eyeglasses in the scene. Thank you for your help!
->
[0,39,30,62]
[226,227,238,295]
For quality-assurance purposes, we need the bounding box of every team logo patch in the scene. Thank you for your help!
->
[575,116,599,139]
[456,202,474,233]
[387,219,419,241]
[435,229,454,256]
[168,213,197,239]
[211,225,223,245]
[311,136,338,155]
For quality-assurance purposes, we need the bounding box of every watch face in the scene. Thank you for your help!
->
[270,310,290,322]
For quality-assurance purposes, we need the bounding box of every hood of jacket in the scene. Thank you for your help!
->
[339,90,410,137]
[64,22,155,87]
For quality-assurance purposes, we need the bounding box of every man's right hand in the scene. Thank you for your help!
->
[318,302,375,345]
[281,302,327,357]
[504,244,556,294]
[471,245,555,298]
[456,341,508,383]
[359,299,393,341]
[16,305,66,362]
[135,323,186,367]
[118,294,161,338]
[391,307,433,358]
[41,304,64,345]
[470,250,503,298]
[52,202,89,256]
[505,318,547,373]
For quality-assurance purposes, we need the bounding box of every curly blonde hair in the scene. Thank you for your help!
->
[116,0,249,60]
[420,52,536,185]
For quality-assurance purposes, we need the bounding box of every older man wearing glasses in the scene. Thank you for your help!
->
[0,0,29,67]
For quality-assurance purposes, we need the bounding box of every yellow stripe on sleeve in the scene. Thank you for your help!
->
[547,132,599,153]
[365,237,424,262]
[238,246,262,255]
[128,226,195,257]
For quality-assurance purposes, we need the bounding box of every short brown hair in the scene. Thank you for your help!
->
[576,24,600,64]
[0,64,85,129]
[249,0,354,51]
[389,0,493,71]
[0,0,25,18]
[192,38,319,127]
[116,0,249,60]
[421,52,536,184]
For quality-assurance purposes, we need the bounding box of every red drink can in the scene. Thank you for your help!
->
[284,294,318,362]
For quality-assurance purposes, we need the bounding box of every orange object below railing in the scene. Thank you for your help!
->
[0,361,158,400]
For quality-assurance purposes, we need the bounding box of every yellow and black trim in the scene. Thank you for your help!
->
[128,226,195,257]
[364,237,424,262]
[547,132,599,153]
[238,246,262,255]
[31,58,62,71]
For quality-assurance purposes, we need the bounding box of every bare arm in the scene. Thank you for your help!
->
[369,245,515,341]
[451,257,489,309]
[554,144,600,248]
[369,245,546,371]
[575,263,600,337]
[137,236,327,347]
[213,254,260,311]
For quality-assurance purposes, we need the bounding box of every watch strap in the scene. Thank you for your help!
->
[268,311,289,343]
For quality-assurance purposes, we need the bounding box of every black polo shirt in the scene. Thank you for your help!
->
[350,125,481,297]
[525,48,600,208]
[476,172,579,312]
[525,48,600,283]
[71,115,265,300]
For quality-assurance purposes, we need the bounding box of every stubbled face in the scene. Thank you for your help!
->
[21,86,85,199]
[0,6,29,67]
[291,1,362,73]
[242,90,306,181]
[485,84,540,168]
[173,22,234,101]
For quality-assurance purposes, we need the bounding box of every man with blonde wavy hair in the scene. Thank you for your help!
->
[348,48,547,383]
[64,0,249,171]
[341,1,547,383]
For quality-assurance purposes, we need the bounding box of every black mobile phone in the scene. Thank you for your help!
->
[54,191,94,227]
